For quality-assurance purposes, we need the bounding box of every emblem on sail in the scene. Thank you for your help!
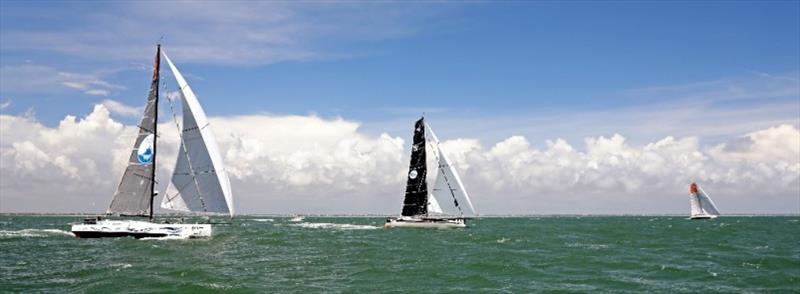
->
[136,134,155,164]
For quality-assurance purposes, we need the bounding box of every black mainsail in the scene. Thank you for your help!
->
[107,45,160,218]
[402,117,428,216]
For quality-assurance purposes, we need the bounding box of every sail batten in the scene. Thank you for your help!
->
[160,51,234,217]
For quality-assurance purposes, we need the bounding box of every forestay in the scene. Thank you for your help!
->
[160,51,234,217]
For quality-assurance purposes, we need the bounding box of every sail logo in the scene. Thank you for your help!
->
[137,134,155,165]
[409,169,418,179]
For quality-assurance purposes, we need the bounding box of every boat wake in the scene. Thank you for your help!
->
[290,222,380,230]
[138,235,192,241]
[0,229,75,238]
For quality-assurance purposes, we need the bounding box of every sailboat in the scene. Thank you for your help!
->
[385,117,476,228]
[71,45,234,238]
[689,182,720,220]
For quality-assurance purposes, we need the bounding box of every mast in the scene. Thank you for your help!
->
[149,44,160,221]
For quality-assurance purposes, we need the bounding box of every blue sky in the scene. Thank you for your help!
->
[1,1,798,214]
[2,2,797,128]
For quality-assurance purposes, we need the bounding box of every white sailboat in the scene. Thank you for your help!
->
[71,45,233,238]
[385,117,476,228]
[689,182,720,220]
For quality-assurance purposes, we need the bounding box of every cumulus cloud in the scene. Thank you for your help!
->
[100,99,142,117]
[0,105,798,214]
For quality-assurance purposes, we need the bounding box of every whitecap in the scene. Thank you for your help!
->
[565,242,609,250]
[290,222,379,230]
[112,263,133,271]
[252,218,274,222]
[0,229,74,238]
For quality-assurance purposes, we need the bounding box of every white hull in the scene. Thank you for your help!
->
[71,219,212,239]
[384,217,466,229]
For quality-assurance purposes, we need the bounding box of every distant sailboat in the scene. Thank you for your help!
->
[71,45,234,238]
[689,182,720,220]
[385,117,476,228]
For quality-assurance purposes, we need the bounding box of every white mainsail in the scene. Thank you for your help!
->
[689,191,704,216]
[425,123,476,217]
[160,51,234,217]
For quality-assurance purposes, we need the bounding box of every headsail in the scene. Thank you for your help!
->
[696,185,720,216]
[107,46,160,216]
[427,193,443,214]
[160,51,234,217]
[426,123,476,217]
[402,117,428,216]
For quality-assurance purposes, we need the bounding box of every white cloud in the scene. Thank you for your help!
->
[0,105,798,214]
[384,72,800,147]
[0,100,10,110]
[100,99,142,117]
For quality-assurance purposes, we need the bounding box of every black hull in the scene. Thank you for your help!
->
[690,216,713,220]
[72,231,168,239]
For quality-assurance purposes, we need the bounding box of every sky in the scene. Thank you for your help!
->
[0,1,798,215]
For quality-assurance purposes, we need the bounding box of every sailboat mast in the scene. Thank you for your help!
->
[150,44,160,221]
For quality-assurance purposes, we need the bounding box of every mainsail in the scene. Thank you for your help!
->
[402,117,428,216]
[426,123,476,217]
[107,46,160,217]
[160,51,234,217]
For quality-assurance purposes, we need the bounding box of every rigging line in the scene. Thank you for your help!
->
[427,139,464,216]
[166,86,208,212]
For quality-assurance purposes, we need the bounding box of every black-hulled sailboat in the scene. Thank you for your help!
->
[385,117,476,228]
[689,182,720,220]
[71,45,234,238]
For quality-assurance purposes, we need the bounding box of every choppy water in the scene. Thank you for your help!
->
[1,215,798,292]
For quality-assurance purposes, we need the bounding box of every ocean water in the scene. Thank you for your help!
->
[1,215,798,293]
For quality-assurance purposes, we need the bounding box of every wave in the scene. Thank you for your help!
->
[290,222,380,230]
[0,229,74,238]
[252,218,274,222]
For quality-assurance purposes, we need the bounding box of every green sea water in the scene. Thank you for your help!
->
[1,215,798,293]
